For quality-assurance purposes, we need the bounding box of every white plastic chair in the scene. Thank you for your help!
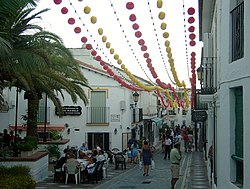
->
[64,161,80,184]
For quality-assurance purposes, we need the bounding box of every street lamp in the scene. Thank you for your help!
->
[130,91,140,109]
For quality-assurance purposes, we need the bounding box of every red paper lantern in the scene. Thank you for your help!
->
[188,26,195,32]
[141,45,147,51]
[132,23,139,30]
[68,18,75,25]
[113,75,118,80]
[61,7,68,14]
[138,39,145,45]
[143,53,149,58]
[91,50,97,56]
[191,52,196,57]
[189,40,196,46]
[146,58,151,63]
[129,14,136,22]
[135,31,142,38]
[126,2,134,10]
[81,37,88,43]
[54,0,62,5]
[188,7,195,15]
[189,33,196,40]
[86,44,92,50]
[95,56,101,61]
[103,65,108,70]
[188,17,195,24]
[100,61,105,66]
[147,63,152,68]
[74,27,81,33]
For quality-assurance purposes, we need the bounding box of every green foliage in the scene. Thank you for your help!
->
[49,130,61,140]
[45,144,61,159]
[17,136,38,151]
[0,166,35,189]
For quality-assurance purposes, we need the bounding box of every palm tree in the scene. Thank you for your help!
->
[0,0,90,137]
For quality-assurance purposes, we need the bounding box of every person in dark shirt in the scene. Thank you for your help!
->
[2,129,11,148]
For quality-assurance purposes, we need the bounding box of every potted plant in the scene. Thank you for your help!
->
[49,130,62,141]
[45,144,61,163]
[17,136,38,157]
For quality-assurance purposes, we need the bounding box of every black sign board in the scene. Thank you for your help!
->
[55,106,82,116]
[192,110,207,122]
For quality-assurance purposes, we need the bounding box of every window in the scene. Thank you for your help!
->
[90,91,107,123]
[87,132,110,151]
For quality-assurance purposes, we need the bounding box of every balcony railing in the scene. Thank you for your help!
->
[87,107,110,124]
[132,108,143,123]
[195,89,208,110]
[231,1,244,62]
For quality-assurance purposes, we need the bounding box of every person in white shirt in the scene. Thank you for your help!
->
[164,135,172,159]
[96,150,106,162]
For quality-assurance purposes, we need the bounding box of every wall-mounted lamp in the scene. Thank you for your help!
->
[67,128,70,135]
[130,91,140,109]
[127,127,130,130]
[114,128,117,135]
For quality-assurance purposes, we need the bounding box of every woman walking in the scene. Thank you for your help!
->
[140,140,153,176]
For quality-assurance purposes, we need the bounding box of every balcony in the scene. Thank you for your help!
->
[86,107,110,125]
[132,108,143,123]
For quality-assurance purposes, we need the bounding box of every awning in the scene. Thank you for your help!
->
[151,117,163,126]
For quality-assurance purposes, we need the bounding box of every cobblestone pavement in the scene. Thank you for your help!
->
[36,145,210,189]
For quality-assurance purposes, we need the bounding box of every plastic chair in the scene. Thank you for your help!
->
[64,161,80,184]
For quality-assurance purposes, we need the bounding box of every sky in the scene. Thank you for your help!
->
[37,0,201,89]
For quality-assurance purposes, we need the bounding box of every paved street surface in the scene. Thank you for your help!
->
[36,145,210,189]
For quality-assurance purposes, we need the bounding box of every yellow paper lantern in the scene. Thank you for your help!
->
[110,48,114,54]
[161,23,167,30]
[121,64,125,69]
[165,40,170,47]
[90,16,97,24]
[114,54,119,60]
[166,47,171,53]
[157,0,163,8]
[168,58,174,64]
[102,36,107,42]
[106,42,111,48]
[158,12,165,20]
[84,6,91,14]
[163,32,169,38]
[98,28,103,35]
[117,59,122,64]
[167,53,172,58]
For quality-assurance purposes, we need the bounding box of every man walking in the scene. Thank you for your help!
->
[170,143,182,189]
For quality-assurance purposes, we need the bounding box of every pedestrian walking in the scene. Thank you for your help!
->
[170,142,182,189]
[164,135,172,159]
[140,140,153,176]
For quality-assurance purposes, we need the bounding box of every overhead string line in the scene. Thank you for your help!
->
[109,0,156,85]
[67,0,141,89]
[146,0,176,85]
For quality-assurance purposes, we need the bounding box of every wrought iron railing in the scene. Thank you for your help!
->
[132,108,143,123]
[195,89,208,110]
[87,107,110,124]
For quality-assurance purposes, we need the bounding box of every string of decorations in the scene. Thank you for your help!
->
[146,0,176,85]
[54,0,142,91]
[108,0,156,85]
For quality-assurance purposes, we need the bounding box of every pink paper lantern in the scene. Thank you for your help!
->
[191,52,196,57]
[188,17,195,24]
[138,39,145,45]
[147,63,152,68]
[54,0,62,5]
[146,58,151,63]
[141,45,147,51]
[189,40,196,46]
[74,27,81,33]
[188,26,195,32]
[81,36,88,43]
[188,7,195,15]
[126,2,134,10]
[132,23,139,30]
[61,7,68,14]
[135,31,142,38]
[129,14,136,22]
[91,50,97,56]
[143,53,149,58]
[189,33,196,40]
[68,18,75,25]
[86,44,92,50]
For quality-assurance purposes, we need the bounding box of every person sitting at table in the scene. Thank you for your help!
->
[86,157,97,174]
[79,143,88,151]
[65,152,80,174]
[97,150,106,162]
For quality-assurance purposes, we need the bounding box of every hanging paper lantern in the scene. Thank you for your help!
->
[141,45,147,51]
[117,59,122,64]
[109,71,114,77]
[146,58,152,63]
[81,36,88,43]
[91,50,97,56]
[126,2,134,10]
[132,23,139,30]
[103,65,108,70]
[84,6,91,14]
[54,0,62,5]
[121,64,125,69]
[100,61,105,66]
[135,31,142,38]
[166,47,171,53]
[114,54,119,60]
[68,18,75,25]
[188,17,195,23]
[167,53,172,58]
[98,28,103,35]
[106,42,111,48]
[189,33,196,40]
[129,14,136,22]
[158,12,165,20]
[188,7,195,15]
[74,27,81,33]
[86,44,92,50]
[163,32,169,38]
[61,7,68,14]
[91,16,97,24]
[188,26,195,32]
[110,48,114,54]
[157,0,163,8]
[147,63,152,68]
[143,53,149,58]
[114,75,118,80]
[165,40,170,47]
[102,36,107,42]
[168,58,174,64]
[189,40,196,46]
[191,52,196,56]
[95,56,101,61]
[138,39,145,45]
[161,23,167,30]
